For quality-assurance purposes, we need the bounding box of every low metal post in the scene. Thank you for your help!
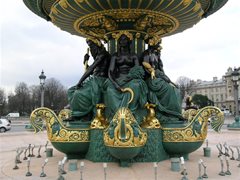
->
[27,144,31,157]
[225,156,231,175]
[80,161,84,180]
[201,161,208,178]
[236,147,240,161]
[37,145,42,158]
[197,159,203,180]
[44,141,48,152]
[16,148,23,164]
[153,162,158,180]
[229,146,235,160]
[223,143,230,157]
[61,157,67,174]
[103,163,107,180]
[13,156,19,170]
[23,148,28,160]
[31,145,35,157]
[218,156,225,176]
[216,143,223,157]
[57,161,64,180]
[40,158,48,177]
[180,157,188,180]
[26,157,32,176]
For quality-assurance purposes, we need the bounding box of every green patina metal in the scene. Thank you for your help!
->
[86,129,118,162]
[23,0,228,39]
[203,147,211,157]
[132,129,169,162]
[30,105,224,165]
[25,0,228,167]
[52,142,89,159]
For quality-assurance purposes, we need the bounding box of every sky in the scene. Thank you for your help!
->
[1,0,240,94]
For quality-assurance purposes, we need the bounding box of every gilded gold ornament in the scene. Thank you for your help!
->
[142,62,156,79]
[24,0,225,40]
[72,9,179,40]
[112,31,134,41]
[30,107,90,142]
[182,109,198,121]
[183,0,192,6]
[121,87,134,104]
[162,106,224,142]
[104,108,147,147]
[90,104,109,129]
[58,109,72,121]
[141,103,161,129]
[147,36,162,46]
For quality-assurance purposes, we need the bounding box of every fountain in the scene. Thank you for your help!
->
[23,0,228,167]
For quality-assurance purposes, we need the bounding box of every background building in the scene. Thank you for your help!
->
[224,67,240,115]
[190,67,240,115]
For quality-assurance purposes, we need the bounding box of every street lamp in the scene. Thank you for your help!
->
[39,70,46,107]
[232,68,239,116]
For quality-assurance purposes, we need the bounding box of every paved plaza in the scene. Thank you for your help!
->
[0,119,240,180]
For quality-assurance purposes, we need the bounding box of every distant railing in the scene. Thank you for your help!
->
[3,116,30,121]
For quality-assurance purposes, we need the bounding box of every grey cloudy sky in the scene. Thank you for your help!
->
[1,0,240,94]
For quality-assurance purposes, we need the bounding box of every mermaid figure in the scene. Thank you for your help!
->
[142,37,183,122]
[105,32,148,122]
[68,38,110,120]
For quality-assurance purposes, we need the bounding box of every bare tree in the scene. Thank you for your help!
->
[44,78,68,112]
[175,76,194,100]
[7,93,16,113]
[7,82,31,116]
[0,88,7,116]
[14,82,31,115]
[3,79,68,115]
[29,85,41,111]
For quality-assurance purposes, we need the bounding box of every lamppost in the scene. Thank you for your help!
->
[39,70,46,107]
[228,68,240,129]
